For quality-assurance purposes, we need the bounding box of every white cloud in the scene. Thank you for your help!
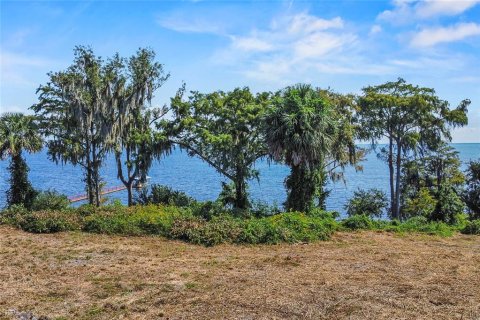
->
[286,14,344,34]
[369,25,382,35]
[212,13,366,83]
[416,0,480,18]
[231,36,274,52]
[411,22,480,47]
[379,0,480,23]
[157,15,224,34]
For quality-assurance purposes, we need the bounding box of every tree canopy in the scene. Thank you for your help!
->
[357,78,469,219]
[265,84,361,212]
[0,112,43,208]
[170,87,270,210]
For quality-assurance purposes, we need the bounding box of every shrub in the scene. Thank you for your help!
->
[240,212,337,244]
[249,200,282,218]
[136,184,195,207]
[307,208,340,219]
[19,210,81,233]
[344,189,388,218]
[131,205,186,235]
[384,216,455,237]
[31,190,70,211]
[190,201,227,221]
[170,215,243,246]
[341,214,375,230]
[461,220,480,235]
[431,184,465,224]
[82,211,142,235]
[0,204,29,226]
[464,160,480,219]
[402,188,436,219]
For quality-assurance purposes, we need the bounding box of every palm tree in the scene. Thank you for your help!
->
[0,113,43,208]
[265,85,335,212]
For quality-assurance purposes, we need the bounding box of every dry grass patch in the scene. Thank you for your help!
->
[0,226,479,319]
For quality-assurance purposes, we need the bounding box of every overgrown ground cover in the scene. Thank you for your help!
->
[1,204,478,247]
[0,226,479,319]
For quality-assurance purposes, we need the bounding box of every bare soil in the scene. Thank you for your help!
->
[0,226,479,319]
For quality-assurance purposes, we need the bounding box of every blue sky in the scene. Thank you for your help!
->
[1,0,479,142]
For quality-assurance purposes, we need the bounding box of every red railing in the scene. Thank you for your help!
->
[68,185,127,203]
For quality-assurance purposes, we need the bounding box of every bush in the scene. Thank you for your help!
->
[240,212,337,244]
[31,190,70,211]
[170,215,243,246]
[135,184,195,207]
[341,214,375,230]
[0,204,29,226]
[249,200,282,218]
[464,160,480,219]
[344,189,388,218]
[19,210,81,233]
[307,208,340,219]
[461,220,480,235]
[190,201,227,220]
[384,216,455,237]
[431,184,465,224]
[403,188,436,219]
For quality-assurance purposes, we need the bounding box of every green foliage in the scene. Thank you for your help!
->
[0,113,43,209]
[264,84,359,212]
[0,204,29,226]
[341,214,375,230]
[171,87,270,209]
[18,211,81,233]
[431,183,465,224]
[170,215,243,246]
[189,201,227,221]
[345,189,388,218]
[403,188,437,219]
[136,184,196,207]
[6,154,38,209]
[31,190,70,211]
[110,48,171,206]
[357,78,469,219]
[385,216,455,237]
[464,160,480,219]
[461,220,480,235]
[340,214,458,237]
[240,212,338,244]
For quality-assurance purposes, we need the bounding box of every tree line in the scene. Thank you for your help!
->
[1,46,479,222]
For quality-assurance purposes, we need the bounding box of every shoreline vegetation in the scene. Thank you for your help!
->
[0,46,479,246]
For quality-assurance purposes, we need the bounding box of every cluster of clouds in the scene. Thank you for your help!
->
[157,0,480,84]
[380,0,480,47]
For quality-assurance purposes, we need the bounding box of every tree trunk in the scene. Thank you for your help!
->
[394,142,402,220]
[85,141,94,206]
[92,142,101,207]
[234,176,247,210]
[388,137,395,218]
[127,183,133,206]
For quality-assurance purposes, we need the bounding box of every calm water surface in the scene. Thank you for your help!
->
[1,144,478,215]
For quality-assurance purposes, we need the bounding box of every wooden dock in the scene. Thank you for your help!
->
[68,185,127,203]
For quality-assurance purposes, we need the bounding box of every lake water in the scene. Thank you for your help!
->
[0,144,478,215]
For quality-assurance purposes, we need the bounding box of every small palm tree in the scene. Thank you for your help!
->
[0,112,43,208]
[265,84,336,212]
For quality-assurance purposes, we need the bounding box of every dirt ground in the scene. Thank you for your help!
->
[0,226,479,320]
